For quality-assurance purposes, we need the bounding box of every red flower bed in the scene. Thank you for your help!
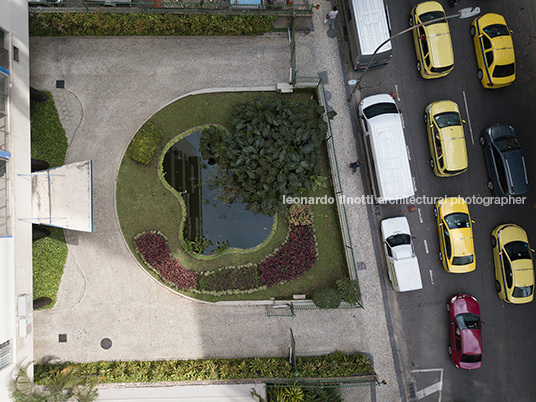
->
[258,225,317,287]
[133,231,198,290]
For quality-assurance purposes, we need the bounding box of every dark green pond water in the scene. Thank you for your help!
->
[163,130,274,255]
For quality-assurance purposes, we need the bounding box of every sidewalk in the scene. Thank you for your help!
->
[29,11,400,402]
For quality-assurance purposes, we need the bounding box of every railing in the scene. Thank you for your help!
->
[293,75,363,308]
[28,0,314,15]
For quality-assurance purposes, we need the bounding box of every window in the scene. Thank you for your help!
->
[482,36,492,50]
[513,285,533,298]
[363,102,398,119]
[456,313,481,330]
[387,234,411,248]
[0,340,11,370]
[504,241,531,261]
[484,24,509,38]
[461,354,482,363]
[419,11,446,24]
[443,227,452,260]
[493,63,515,78]
[495,136,520,152]
[492,146,508,194]
[434,112,461,128]
[503,255,513,288]
[444,213,470,230]
[430,64,453,73]
[452,255,474,266]
[485,50,494,67]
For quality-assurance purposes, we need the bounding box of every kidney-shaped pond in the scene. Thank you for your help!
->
[163,130,274,255]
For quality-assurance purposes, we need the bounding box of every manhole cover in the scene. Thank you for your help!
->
[56,80,65,89]
[100,338,112,350]
[327,29,338,38]
[58,334,67,343]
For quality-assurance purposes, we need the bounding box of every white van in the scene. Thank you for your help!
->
[341,0,392,70]
[381,217,423,292]
[358,94,414,203]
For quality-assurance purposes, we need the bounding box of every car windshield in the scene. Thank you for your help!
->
[419,11,446,24]
[493,63,515,78]
[452,255,474,266]
[456,313,481,330]
[461,354,482,363]
[444,213,470,229]
[363,103,398,119]
[434,112,461,129]
[387,234,411,248]
[513,285,534,298]
[431,65,453,73]
[484,24,509,38]
[505,241,531,261]
[494,136,520,152]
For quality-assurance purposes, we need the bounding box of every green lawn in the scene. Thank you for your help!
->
[116,91,347,301]
[30,93,69,308]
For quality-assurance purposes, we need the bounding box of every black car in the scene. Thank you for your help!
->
[480,124,529,196]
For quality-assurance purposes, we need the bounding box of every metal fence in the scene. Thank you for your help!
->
[28,0,314,15]
[265,300,360,317]
[293,75,363,308]
[267,374,380,388]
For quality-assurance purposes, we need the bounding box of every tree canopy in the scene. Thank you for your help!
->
[199,98,327,216]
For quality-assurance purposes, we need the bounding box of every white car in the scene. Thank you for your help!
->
[381,216,423,292]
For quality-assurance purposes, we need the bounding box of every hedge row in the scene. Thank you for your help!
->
[29,12,277,37]
[34,352,373,384]
[127,122,163,164]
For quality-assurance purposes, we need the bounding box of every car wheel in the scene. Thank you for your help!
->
[490,236,497,248]
[495,280,501,293]
[488,181,494,191]
[478,69,483,80]
[423,113,428,124]
[446,302,450,312]
[448,345,452,355]
[470,25,476,37]
[434,208,437,217]
[439,251,443,261]
[417,62,421,72]
[479,136,485,146]
[409,16,413,27]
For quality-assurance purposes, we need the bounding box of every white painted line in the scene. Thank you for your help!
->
[409,368,443,401]
[413,176,417,192]
[418,208,423,224]
[406,145,411,160]
[416,381,442,399]
[401,113,405,129]
[395,84,400,101]
[463,90,474,146]
[423,239,429,253]
[429,269,434,284]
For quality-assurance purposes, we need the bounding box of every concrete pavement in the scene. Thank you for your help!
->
[30,7,401,402]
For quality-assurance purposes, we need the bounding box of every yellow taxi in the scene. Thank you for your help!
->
[434,197,475,273]
[491,224,534,304]
[424,100,468,177]
[410,1,454,79]
[470,13,515,88]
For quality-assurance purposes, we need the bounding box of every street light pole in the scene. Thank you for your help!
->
[347,7,480,102]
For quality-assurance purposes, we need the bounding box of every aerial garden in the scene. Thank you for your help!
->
[116,90,358,305]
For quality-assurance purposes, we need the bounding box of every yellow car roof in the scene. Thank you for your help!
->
[426,25,454,68]
[442,130,468,170]
[512,263,535,287]
[491,36,515,65]
[452,228,475,257]
[437,197,469,215]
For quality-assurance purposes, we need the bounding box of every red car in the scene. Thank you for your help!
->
[447,294,482,369]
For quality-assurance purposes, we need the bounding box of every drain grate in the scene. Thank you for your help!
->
[408,381,417,400]
[100,338,112,350]
[58,334,67,343]
[56,80,65,89]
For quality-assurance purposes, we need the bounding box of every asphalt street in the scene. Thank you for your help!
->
[341,0,536,400]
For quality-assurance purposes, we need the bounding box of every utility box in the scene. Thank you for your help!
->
[17,294,32,317]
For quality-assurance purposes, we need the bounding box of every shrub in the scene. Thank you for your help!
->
[198,265,262,292]
[312,287,341,309]
[133,231,198,290]
[29,13,277,37]
[258,225,317,287]
[336,278,361,305]
[287,204,313,226]
[127,122,163,164]
[34,352,373,385]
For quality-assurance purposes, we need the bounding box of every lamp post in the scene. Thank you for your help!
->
[347,7,481,102]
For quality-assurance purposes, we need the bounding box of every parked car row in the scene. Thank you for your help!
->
[358,1,534,371]
[410,1,516,88]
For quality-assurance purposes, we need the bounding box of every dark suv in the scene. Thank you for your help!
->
[480,124,529,196]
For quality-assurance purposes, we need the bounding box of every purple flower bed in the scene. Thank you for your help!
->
[133,231,198,290]
[258,225,317,287]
